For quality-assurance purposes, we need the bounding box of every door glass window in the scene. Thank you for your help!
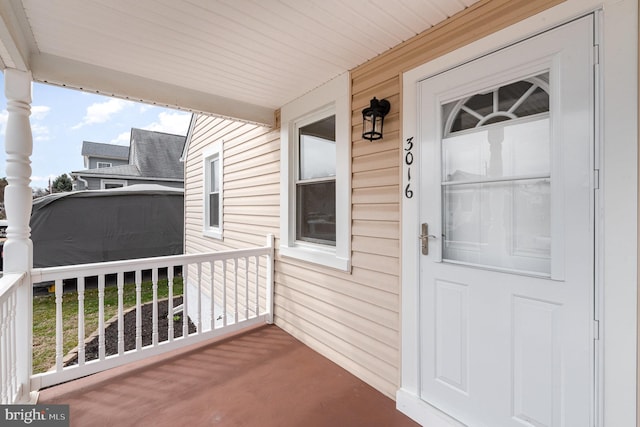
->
[440,73,551,275]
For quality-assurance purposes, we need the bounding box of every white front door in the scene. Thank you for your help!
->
[418,16,594,426]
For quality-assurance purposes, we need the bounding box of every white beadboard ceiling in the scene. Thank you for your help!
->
[0,0,480,125]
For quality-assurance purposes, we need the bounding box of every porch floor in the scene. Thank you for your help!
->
[38,325,419,427]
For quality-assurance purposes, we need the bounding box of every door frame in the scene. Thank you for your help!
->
[398,2,637,426]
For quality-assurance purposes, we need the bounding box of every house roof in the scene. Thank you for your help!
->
[81,141,129,160]
[0,0,481,125]
[72,129,186,181]
[130,128,186,180]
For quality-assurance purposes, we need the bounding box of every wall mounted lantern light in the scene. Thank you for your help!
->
[361,97,390,141]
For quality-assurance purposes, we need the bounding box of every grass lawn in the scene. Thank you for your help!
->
[32,278,183,374]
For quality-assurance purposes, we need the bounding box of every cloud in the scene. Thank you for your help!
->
[0,105,50,138]
[72,98,133,130]
[0,110,7,135]
[32,105,51,120]
[31,174,56,189]
[143,111,191,135]
[0,105,50,136]
[110,131,131,145]
[32,123,50,142]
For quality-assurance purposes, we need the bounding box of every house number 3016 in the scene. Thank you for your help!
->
[404,137,414,199]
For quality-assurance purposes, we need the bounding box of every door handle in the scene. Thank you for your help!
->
[419,223,437,255]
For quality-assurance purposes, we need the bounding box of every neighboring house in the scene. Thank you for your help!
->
[80,140,129,170]
[71,128,186,190]
[0,1,638,426]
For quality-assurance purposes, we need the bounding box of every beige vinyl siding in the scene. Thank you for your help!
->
[281,0,561,399]
[184,114,279,253]
[183,0,564,401]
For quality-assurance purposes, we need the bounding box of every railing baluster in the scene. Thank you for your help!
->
[1,299,8,403]
[244,257,249,321]
[222,260,227,327]
[196,262,202,334]
[9,293,17,402]
[168,267,174,343]
[117,272,124,355]
[234,258,238,324]
[182,264,188,338]
[98,275,105,361]
[55,279,64,372]
[209,261,215,331]
[0,278,24,404]
[2,295,16,404]
[77,277,85,366]
[3,294,14,403]
[135,270,142,350]
[266,234,274,324]
[254,256,260,317]
[54,278,63,371]
[152,268,158,347]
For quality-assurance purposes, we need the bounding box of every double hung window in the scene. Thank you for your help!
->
[296,114,336,245]
[203,142,223,239]
[280,73,350,271]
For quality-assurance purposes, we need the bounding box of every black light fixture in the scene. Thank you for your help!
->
[361,97,390,141]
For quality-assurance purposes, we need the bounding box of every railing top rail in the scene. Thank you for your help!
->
[31,241,274,283]
[0,272,26,301]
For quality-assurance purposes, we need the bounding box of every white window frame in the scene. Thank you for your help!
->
[203,141,223,239]
[100,179,127,189]
[97,161,112,168]
[280,72,351,271]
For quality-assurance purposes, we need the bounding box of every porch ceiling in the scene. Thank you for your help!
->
[0,0,480,125]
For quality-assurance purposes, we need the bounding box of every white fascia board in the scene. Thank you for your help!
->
[180,113,198,162]
[30,53,275,127]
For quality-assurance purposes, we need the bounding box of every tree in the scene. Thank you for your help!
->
[32,187,50,199]
[0,178,7,219]
[0,177,7,204]
[51,174,72,193]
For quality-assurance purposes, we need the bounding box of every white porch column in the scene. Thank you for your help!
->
[4,68,33,273]
[4,68,34,401]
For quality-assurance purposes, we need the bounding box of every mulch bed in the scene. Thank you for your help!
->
[65,296,197,366]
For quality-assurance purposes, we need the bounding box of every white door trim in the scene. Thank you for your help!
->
[399,1,637,426]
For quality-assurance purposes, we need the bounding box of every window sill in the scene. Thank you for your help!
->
[203,229,222,240]
[279,243,350,272]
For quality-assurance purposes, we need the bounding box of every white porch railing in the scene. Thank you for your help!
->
[29,235,274,391]
[0,272,28,404]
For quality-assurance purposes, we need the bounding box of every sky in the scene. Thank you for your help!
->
[0,73,192,189]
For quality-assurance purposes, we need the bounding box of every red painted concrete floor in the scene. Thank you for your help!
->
[39,325,420,427]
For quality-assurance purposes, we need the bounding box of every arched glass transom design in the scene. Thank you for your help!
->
[439,71,552,275]
[443,73,549,136]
